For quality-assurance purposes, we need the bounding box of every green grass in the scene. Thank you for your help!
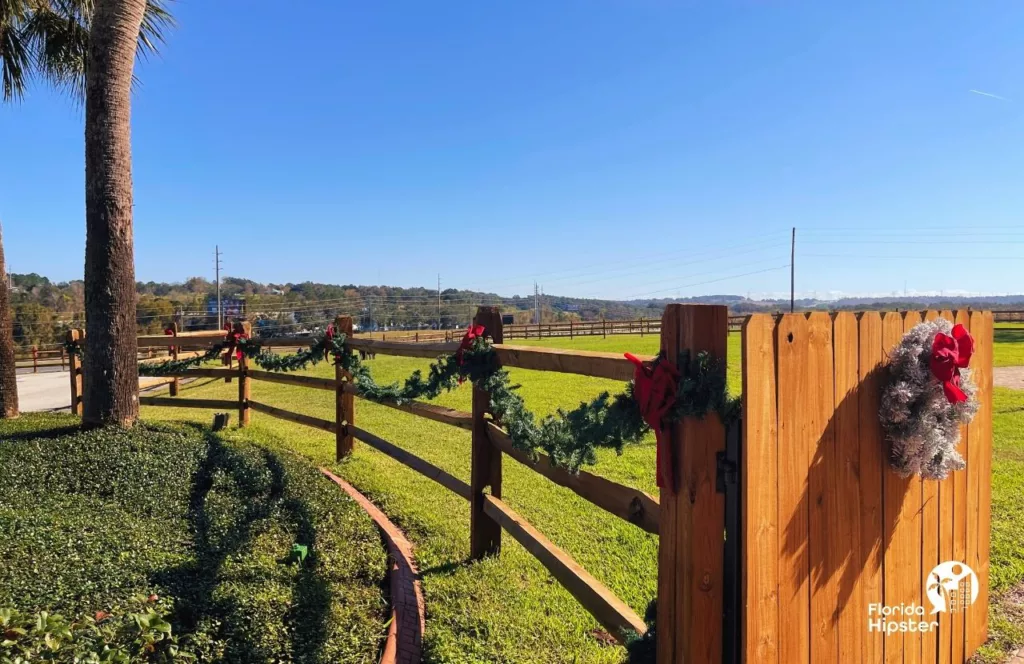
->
[140,330,1024,663]
[0,414,388,663]
[994,326,1024,367]
[974,387,1024,662]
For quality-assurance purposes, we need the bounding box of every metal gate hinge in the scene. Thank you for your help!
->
[716,451,737,494]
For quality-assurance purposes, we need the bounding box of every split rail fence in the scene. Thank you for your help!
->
[64,304,994,663]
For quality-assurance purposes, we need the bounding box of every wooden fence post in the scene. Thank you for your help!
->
[31,346,38,373]
[657,304,728,664]
[61,347,66,372]
[602,317,606,338]
[168,322,180,397]
[335,315,355,460]
[238,321,252,427]
[66,329,83,416]
[471,305,504,559]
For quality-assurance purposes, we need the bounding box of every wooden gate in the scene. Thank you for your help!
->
[741,311,993,664]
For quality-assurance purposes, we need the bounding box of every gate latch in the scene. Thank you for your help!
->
[716,451,737,494]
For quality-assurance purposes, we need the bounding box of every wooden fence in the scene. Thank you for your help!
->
[742,310,993,664]
[63,304,994,663]
[501,316,747,339]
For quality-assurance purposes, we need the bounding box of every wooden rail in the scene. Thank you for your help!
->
[486,423,659,534]
[248,369,335,391]
[248,400,336,433]
[138,396,238,409]
[342,384,473,430]
[350,425,471,500]
[178,367,236,378]
[482,494,647,640]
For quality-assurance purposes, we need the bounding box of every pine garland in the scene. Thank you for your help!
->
[98,326,739,473]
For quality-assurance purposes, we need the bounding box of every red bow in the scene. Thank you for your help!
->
[930,324,974,404]
[456,324,487,383]
[164,327,175,355]
[325,324,336,361]
[223,323,247,366]
[625,353,679,490]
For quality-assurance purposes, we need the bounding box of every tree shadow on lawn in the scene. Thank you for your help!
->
[151,424,332,661]
[995,328,1024,345]
[0,423,80,443]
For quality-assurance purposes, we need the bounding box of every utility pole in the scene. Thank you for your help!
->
[437,274,442,330]
[534,282,540,324]
[215,245,223,328]
[790,227,796,314]
[368,295,374,333]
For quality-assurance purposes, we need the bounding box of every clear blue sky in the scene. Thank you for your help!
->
[2,0,1024,301]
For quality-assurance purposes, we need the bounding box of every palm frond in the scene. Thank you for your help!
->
[0,0,31,100]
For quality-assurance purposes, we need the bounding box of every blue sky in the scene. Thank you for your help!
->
[2,0,1024,301]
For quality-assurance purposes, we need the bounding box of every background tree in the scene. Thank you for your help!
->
[0,225,18,418]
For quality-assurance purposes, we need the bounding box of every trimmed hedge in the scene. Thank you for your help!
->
[0,414,388,663]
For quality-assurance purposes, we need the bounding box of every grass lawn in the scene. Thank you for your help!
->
[994,325,1024,367]
[139,330,1024,663]
[0,414,388,663]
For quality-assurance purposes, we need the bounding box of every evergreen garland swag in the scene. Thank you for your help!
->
[131,329,739,473]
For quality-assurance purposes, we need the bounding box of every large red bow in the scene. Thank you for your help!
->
[456,324,487,384]
[930,324,974,404]
[625,353,679,490]
[164,327,175,355]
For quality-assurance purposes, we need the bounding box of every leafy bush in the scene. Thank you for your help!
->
[0,415,388,663]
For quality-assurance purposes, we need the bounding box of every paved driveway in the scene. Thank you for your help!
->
[15,371,173,413]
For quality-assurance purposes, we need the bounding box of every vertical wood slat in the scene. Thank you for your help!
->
[833,312,862,663]
[741,314,779,664]
[470,306,504,559]
[807,312,837,663]
[881,311,909,664]
[966,311,993,654]
[952,309,970,664]
[937,310,956,664]
[921,311,940,664]
[656,306,681,664]
[335,316,355,460]
[66,329,84,416]
[657,304,727,664]
[777,313,811,664]
[858,312,886,664]
[904,311,925,664]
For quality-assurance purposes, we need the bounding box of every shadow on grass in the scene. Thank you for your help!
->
[417,559,474,579]
[0,423,80,443]
[152,424,332,661]
[995,328,1024,344]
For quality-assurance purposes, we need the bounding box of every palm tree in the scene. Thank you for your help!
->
[1,0,172,426]
[0,223,18,419]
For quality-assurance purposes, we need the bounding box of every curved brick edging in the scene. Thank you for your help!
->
[320,469,424,664]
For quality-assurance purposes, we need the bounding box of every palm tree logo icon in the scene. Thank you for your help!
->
[926,561,978,614]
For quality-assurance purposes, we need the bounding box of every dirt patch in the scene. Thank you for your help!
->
[995,367,1024,390]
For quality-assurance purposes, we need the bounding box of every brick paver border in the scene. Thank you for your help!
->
[320,468,424,664]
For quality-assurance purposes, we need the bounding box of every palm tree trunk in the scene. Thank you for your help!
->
[0,224,19,418]
[82,0,146,427]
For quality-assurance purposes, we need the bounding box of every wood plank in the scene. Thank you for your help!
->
[904,311,925,664]
[921,312,940,664]
[656,306,681,664]
[881,311,908,664]
[347,338,458,359]
[486,422,659,534]
[952,309,970,664]
[833,312,862,663]
[492,344,656,381]
[350,425,470,500]
[246,369,336,390]
[805,312,838,663]
[470,307,504,559]
[777,313,812,664]
[138,350,206,365]
[336,316,355,460]
[674,305,728,664]
[347,383,473,430]
[139,396,238,410]
[936,311,955,664]
[741,313,779,664]
[481,494,647,641]
[248,400,336,433]
[966,311,992,655]
[136,330,226,347]
[858,311,886,664]
[248,335,318,348]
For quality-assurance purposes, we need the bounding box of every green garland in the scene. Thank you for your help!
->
[85,327,738,473]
